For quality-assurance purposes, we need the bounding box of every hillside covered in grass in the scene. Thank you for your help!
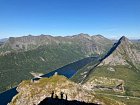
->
[0,34,113,93]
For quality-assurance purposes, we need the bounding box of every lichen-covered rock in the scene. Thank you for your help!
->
[8,75,99,105]
[9,75,125,105]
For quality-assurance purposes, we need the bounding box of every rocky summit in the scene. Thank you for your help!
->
[8,75,125,105]
[70,36,140,105]
[99,36,140,69]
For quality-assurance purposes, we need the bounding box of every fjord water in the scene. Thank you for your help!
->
[0,57,98,105]
[0,87,17,105]
[41,57,98,78]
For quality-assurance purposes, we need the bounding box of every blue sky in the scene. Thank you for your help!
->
[0,0,140,39]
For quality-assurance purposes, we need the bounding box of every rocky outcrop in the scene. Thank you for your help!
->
[8,75,99,105]
[83,76,125,93]
[99,36,140,69]
[71,36,140,85]
[8,75,125,105]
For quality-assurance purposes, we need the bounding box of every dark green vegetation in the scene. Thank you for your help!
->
[87,66,140,97]
[0,44,85,92]
[0,34,113,93]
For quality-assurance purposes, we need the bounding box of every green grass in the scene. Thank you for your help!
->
[96,93,140,105]
[94,94,126,105]
[86,65,140,97]
[0,43,86,93]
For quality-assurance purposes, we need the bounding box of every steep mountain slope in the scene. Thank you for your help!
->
[0,34,112,56]
[0,46,88,93]
[72,36,140,105]
[99,36,140,69]
[0,34,113,93]
[71,57,100,83]
[133,39,140,51]
[0,38,8,46]
[72,36,140,83]
[9,75,125,105]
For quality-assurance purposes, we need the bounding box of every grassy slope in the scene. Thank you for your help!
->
[79,40,140,104]
[87,66,140,96]
[84,65,140,105]
[96,94,140,105]
[0,43,85,93]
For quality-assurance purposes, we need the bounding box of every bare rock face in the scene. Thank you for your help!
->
[8,75,125,105]
[99,36,140,69]
[8,75,103,105]
[0,34,113,56]
[2,35,58,51]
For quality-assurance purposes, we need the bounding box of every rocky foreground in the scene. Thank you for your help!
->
[9,75,125,105]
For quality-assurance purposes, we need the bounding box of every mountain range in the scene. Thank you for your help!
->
[0,34,140,105]
[0,33,113,92]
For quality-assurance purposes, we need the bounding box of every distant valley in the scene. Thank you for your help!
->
[0,33,113,93]
[0,34,140,105]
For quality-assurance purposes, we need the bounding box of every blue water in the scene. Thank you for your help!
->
[0,87,17,105]
[0,57,98,105]
[42,57,97,78]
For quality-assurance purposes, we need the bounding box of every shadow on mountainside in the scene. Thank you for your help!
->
[38,97,99,105]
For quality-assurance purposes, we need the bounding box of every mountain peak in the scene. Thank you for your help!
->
[120,36,126,39]
[119,36,129,43]
[76,33,90,38]
[94,34,104,37]
[100,36,140,67]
